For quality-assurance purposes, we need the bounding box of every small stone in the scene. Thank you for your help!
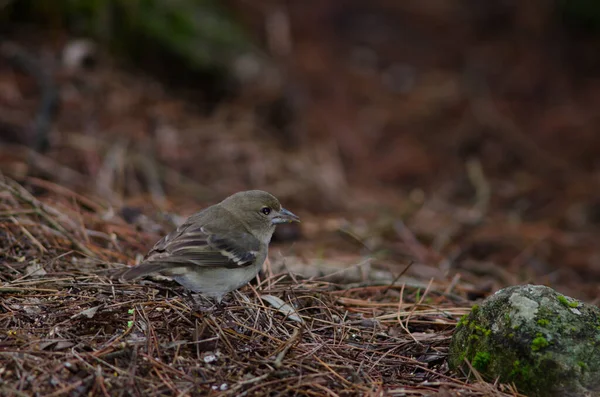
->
[203,354,217,364]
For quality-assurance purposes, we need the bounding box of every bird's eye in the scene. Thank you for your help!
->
[261,207,271,215]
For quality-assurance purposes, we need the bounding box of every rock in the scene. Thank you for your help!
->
[448,284,600,397]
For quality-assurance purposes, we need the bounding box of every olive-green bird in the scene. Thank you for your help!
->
[119,190,299,302]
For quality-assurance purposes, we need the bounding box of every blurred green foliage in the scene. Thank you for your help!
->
[3,0,253,72]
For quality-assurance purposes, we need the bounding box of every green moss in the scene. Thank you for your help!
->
[472,351,491,371]
[531,336,549,351]
[457,314,469,328]
[558,295,579,308]
[537,319,550,327]
[510,360,534,382]
[471,304,480,314]
[473,324,491,337]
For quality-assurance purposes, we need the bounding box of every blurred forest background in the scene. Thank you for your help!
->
[2,0,600,301]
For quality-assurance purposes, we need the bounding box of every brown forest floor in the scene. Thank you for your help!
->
[0,176,509,396]
[2,3,600,396]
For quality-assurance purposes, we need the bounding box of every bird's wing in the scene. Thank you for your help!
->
[119,223,261,280]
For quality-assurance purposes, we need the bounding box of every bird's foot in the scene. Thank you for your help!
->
[190,294,219,313]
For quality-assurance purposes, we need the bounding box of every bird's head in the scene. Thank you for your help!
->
[220,190,300,241]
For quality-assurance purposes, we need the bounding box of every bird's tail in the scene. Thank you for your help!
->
[112,263,171,281]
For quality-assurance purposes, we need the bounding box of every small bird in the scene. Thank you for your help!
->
[119,190,299,302]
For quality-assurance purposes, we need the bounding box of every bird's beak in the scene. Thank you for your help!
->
[272,208,300,224]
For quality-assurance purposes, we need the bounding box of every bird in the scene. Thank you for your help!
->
[118,190,299,302]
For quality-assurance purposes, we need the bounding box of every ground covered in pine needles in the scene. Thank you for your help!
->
[1,176,517,396]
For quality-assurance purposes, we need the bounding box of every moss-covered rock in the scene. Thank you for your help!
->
[449,284,600,397]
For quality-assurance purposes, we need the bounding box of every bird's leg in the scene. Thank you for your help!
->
[189,293,218,313]
[213,296,226,314]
